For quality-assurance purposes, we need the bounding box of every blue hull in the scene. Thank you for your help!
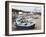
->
[16,24,35,30]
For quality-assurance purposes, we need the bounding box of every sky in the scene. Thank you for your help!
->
[12,5,41,12]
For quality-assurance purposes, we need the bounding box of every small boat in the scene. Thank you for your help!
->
[16,16,35,30]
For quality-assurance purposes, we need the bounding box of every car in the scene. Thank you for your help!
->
[16,16,35,30]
